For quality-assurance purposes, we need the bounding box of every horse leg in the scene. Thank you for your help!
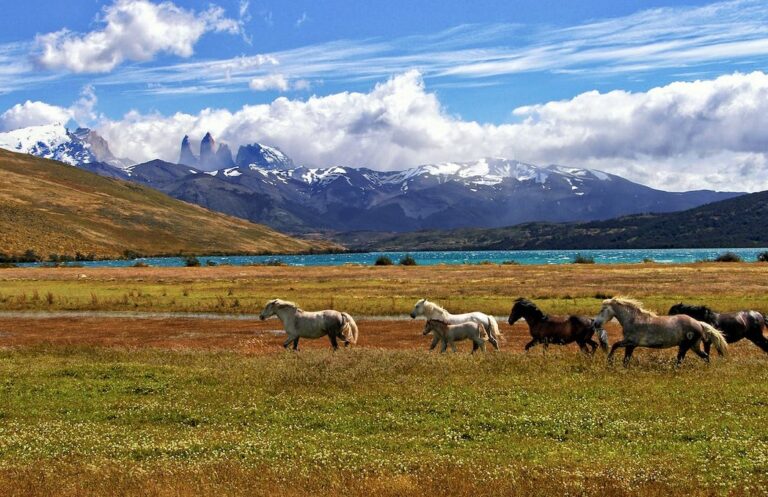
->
[702,339,712,356]
[608,340,629,364]
[472,341,479,353]
[328,333,339,351]
[292,337,300,351]
[622,346,636,368]
[524,339,538,351]
[585,338,599,355]
[691,344,710,363]
[429,335,440,351]
[676,343,691,366]
[450,339,458,353]
[283,336,297,350]
[747,333,768,353]
[440,339,448,354]
[577,340,591,356]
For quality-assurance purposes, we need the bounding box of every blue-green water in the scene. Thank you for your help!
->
[18,248,768,268]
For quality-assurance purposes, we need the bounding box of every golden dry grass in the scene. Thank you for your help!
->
[1,262,767,315]
[0,149,336,258]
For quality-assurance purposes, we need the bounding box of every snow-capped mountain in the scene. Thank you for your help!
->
[124,152,740,233]
[0,126,741,233]
[0,123,132,168]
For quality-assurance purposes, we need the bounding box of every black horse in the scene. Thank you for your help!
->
[509,298,609,354]
[669,303,768,354]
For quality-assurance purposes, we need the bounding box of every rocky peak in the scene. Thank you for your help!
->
[179,135,198,166]
[235,143,294,170]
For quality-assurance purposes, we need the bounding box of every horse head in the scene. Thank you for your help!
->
[594,299,617,327]
[410,298,427,319]
[423,319,446,336]
[508,298,545,325]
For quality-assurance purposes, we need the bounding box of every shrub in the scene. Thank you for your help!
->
[501,260,520,265]
[184,256,201,267]
[132,261,149,268]
[572,254,595,264]
[714,252,742,263]
[642,257,655,263]
[757,251,768,262]
[374,255,393,266]
[206,260,218,267]
[399,254,417,266]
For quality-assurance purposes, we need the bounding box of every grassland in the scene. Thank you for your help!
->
[0,149,335,259]
[1,262,767,316]
[0,263,767,496]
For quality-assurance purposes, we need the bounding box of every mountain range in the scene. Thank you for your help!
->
[0,124,744,235]
[337,189,768,251]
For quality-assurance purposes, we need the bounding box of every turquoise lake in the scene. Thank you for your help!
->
[18,248,768,267]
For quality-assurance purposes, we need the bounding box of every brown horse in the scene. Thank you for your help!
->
[508,298,608,354]
[669,303,768,354]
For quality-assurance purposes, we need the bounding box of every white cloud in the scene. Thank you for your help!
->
[93,70,768,192]
[295,12,309,28]
[0,85,101,131]
[34,0,245,73]
[96,0,768,95]
[0,100,72,131]
[249,74,289,92]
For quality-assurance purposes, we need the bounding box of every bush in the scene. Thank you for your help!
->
[757,251,768,262]
[572,254,595,264]
[374,255,393,266]
[501,260,520,265]
[399,254,417,266]
[184,255,201,267]
[132,261,149,268]
[642,257,655,263]
[206,260,218,267]
[714,252,742,263]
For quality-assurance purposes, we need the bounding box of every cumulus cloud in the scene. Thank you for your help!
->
[34,0,245,73]
[90,70,768,192]
[0,100,72,131]
[249,74,289,92]
[0,86,101,131]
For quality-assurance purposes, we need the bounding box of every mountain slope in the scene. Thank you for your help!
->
[338,190,768,251]
[126,155,742,233]
[0,149,336,259]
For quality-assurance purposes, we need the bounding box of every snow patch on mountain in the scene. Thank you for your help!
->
[0,123,96,165]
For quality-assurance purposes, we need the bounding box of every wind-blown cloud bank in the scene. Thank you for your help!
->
[34,0,245,73]
[89,71,768,191]
[4,71,767,192]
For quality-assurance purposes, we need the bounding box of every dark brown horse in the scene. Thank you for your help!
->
[508,298,608,354]
[669,303,768,354]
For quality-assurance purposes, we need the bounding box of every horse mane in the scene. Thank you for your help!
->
[670,302,716,323]
[422,300,449,319]
[268,299,300,310]
[605,296,657,317]
[514,298,548,321]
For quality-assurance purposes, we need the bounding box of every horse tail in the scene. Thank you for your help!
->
[340,312,359,345]
[593,321,609,352]
[700,322,727,356]
[487,315,501,340]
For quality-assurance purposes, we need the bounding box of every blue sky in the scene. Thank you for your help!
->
[1,0,767,191]
[1,0,765,122]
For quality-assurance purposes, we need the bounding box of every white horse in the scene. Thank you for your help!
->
[423,319,487,353]
[410,298,501,350]
[259,299,359,350]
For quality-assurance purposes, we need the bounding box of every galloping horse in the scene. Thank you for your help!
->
[595,297,727,367]
[423,319,487,353]
[259,299,359,350]
[669,303,768,354]
[410,299,501,350]
[508,298,608,354]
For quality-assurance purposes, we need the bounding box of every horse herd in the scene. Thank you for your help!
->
[258,297,768,366]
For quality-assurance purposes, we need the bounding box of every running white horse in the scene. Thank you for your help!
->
[410,298,501,350]
[423,319,487,353]
[259,299,359,350]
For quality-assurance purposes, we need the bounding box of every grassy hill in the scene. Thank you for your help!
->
[339,190,767,251]
[0,150,337,259]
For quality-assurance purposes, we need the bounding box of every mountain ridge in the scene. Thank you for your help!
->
[0,149,336,259]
